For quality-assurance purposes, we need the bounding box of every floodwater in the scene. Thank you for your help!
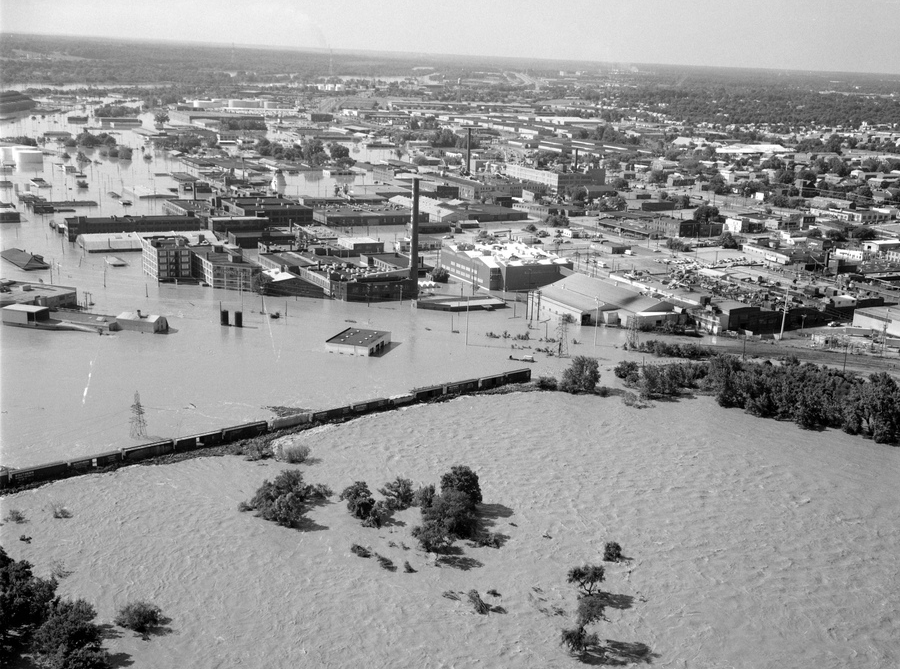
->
[1,106,634,467]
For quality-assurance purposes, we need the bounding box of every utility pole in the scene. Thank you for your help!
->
[778,287,789,340]
[465,296,470,346]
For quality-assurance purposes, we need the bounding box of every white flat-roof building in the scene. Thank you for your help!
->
[325,327,391,356]
[852,306,900,338]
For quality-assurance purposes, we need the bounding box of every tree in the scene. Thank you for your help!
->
[328,143,350,161]
[31,599,110,669]
[431,267,449,283]
[429,128,457,148]
[560,626,599,655]
[559,356,600,394]
[153,112,169,125]
[603,157,621,171]
[300,138,327,166]
[439,465,482,507]
[567,565,606,596]
[603,541,623,562]
[0,547,58,645]
[603,195,627,211]
[243,470,330,529]
[339,481,376,521]
[647,170,667,184]
[545,214,569,228]
[693,204,720,223]
[666,238,688,252]
[410,517,453,553]
[849,226,877,241]
[412,488,478,551]
[378,477,415,511]
[718,231,739,249]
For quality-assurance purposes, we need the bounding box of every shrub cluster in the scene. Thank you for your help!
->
[558,356,600,394]
[536,375,558,391]
[378,477,415,511]
[603,542,623,562]
[277,442,310,464]
[411,484,436,509]
[621,354,900,444]
[706,355,900,442]
[440,466,482,506]
[614,361,639,379]
[411,466,483,553]
[339,481,381,527]
[241,470,331,529]
[635,339,710,359]
[4,508,26,524]
[636,362,708,399]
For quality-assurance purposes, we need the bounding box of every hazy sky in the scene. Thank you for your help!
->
[2,0,900,75]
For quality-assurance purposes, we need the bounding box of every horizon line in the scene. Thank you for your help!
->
[3,31,900,80]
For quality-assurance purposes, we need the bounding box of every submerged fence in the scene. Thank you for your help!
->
[0,369,532,490]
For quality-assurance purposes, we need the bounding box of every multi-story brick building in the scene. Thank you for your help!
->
[140,236,194,282]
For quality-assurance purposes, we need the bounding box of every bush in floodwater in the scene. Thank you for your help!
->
[277,443,310,464]
[114,601,164,634]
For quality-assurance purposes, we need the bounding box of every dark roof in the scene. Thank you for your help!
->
[1,248,50,270]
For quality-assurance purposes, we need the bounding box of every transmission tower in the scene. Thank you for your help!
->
[130,391,148,440]
[624,316,640,351]
[557,317,570,358]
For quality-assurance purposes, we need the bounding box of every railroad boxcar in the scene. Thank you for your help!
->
[222,421,268,443]
[195,429,224,447]
[121,439,175,461]
[504,368,532,384]
[478,373,506,390]
[9,461,69,486]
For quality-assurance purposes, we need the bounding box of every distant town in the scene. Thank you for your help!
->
[2,40,899,352]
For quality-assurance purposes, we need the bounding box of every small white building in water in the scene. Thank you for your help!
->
[325,327,391,356]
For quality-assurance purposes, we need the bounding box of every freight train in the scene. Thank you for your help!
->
[1,369,532,490]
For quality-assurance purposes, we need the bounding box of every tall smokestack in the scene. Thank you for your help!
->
[409,178,419,299]
[466,127,472,174]
[573,148,579,171]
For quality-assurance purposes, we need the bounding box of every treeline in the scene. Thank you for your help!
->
[0,33,434,85]
[613,355,900,444]
[611,67,900,127]
[632,339,710,360]
[93,104,135,118]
